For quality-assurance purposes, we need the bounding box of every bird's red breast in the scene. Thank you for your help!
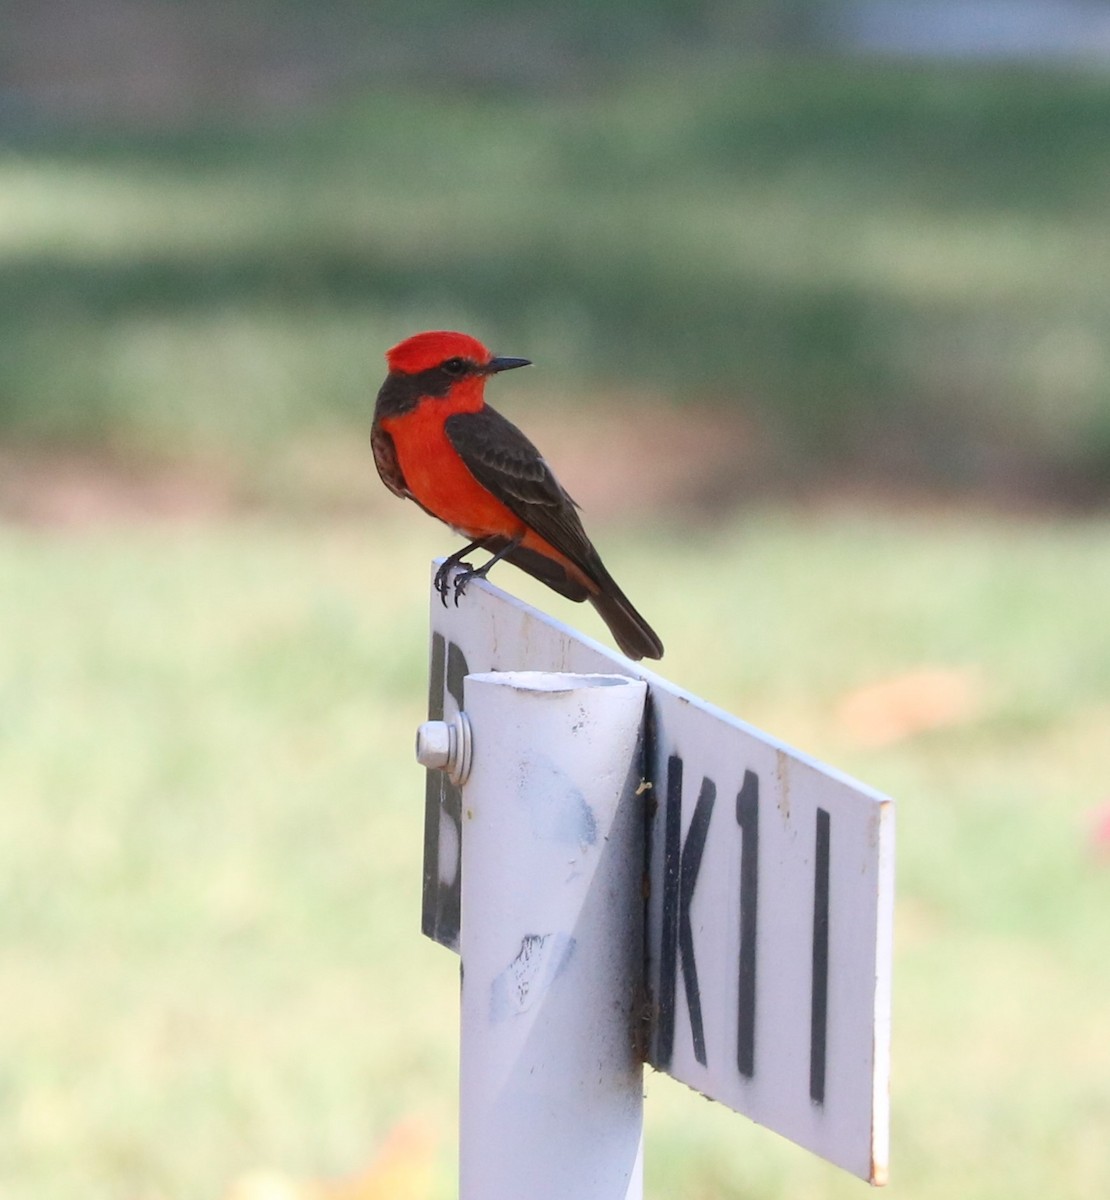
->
[379,398,528,542]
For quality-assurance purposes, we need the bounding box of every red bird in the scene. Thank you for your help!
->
[371,330,664,660]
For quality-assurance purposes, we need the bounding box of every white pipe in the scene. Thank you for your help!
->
[458,671,648,1200]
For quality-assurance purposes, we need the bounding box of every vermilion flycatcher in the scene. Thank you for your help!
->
[371,330,664,660]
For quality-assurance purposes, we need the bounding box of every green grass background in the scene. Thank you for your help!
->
[2,510,1109,1198]
[3,48,1110,1200]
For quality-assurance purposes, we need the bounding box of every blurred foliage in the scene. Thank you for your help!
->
[3,59,1110,499]
[0,0,815,106]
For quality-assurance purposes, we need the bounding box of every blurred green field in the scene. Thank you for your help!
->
[4,44,1110,1200]
[2,506,1108,1199]
[4,61,1110,497]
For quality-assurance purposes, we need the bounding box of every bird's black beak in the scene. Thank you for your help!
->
[485,356,532,374]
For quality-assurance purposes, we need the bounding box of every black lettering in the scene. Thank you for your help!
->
[421,633,447,942]
[810,807,831,1104]
[446,640,468,710]
[655,756,715,1069]
[735,769,759,1078]
[655,755,683,1068]
[679,777,715,1065]
[420,636,467,951]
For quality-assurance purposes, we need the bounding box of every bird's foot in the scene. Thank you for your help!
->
[434,560,473,607]
[451,565,487,606]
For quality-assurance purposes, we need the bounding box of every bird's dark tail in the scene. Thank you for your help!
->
[501,540,664,661]
[589,580,664,661]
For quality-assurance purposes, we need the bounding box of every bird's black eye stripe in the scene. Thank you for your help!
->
[375,357,479,417]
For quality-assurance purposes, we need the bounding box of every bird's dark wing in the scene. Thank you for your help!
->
[446,406,664,660]
[479,536,592,602]
[371,424,409,499]
[443,407,599,575]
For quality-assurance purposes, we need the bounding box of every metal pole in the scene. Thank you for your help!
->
[457,671,648,1200]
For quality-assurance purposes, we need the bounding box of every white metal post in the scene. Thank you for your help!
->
[457,671,648,1200]
[420,575,895,1187]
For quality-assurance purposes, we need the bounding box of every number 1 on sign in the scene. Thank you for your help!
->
[735,770,758,1079]
[811,807,831,1105]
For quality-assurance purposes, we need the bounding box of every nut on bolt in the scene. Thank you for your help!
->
[415,710,473,786]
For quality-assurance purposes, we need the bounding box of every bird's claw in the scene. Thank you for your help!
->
[433,565,450,608]
[434,560,473,608]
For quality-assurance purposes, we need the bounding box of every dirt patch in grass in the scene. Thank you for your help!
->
[0,401,766,529]
[2,397,1092,530]
[0,446,238,527]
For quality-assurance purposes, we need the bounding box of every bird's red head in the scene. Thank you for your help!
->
[386,331,493,376]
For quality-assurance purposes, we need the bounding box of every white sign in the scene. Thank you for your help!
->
[421,569,894,1185]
